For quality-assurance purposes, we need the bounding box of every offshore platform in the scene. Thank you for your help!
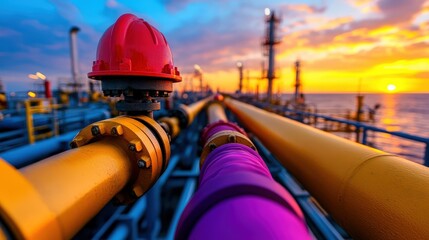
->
[1,12,429,240]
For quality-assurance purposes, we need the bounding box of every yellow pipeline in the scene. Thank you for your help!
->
[0,114,170,239]
[224,98,429,239]
[181,96,212,126]
[158,96,212,139]
[0,139,131,239]
[207,102,227,124]
[158,116,181,139]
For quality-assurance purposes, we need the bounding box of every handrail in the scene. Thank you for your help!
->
[225,97,429,239]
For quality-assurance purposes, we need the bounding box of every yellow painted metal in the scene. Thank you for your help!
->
[158,116,180,139]
[181,96,212,126]
[25,100,35,144]
[157,96,212,139]
[0,93,6,110]
[207,102,227,124]
[25,99,57,144]
[17,139,131,239]
[0,159,62,240]
[1,114,171,239]
[224,98,429,239]
[71,115,170,203]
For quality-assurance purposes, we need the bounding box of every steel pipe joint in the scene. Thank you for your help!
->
[70,115,170,204]
[200,121,255,166]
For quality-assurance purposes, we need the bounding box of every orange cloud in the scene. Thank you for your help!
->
[172,0,428,94]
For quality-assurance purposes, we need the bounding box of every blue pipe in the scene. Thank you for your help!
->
[165,160,198,240]
[107,224,128,240]
[0,130,78,168]
[145,155,181,239]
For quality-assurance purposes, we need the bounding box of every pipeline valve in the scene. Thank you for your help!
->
[88,14,181,116]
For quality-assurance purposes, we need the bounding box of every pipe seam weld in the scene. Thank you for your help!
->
[338,153,398,225]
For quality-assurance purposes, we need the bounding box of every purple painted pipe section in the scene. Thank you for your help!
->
[176,143,310,239]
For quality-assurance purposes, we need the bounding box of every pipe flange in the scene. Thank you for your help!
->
[200,120,247,144]
[200,130,256,167]
[158,117,180,139]
[70,116,170,204]
[130,115,171,170]
[169,106,189,129]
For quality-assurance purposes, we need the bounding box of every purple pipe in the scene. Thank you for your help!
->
[176,121,310,239]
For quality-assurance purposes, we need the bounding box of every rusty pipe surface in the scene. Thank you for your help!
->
[224,98,429,239]
[207,102,227,124]
[0,138,132,239]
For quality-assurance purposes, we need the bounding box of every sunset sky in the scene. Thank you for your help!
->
[1,0,428,93]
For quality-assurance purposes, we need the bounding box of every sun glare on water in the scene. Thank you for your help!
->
[387,84,397,92]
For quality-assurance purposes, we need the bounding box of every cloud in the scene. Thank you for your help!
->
[295,42,429,85]
[281,0,426,51]
[159,0,231,13]
[349,0,375,6]
[106,0,119,8]
[347,0,378,13]
[160,0,195,11]
[414,71,429,79]
[0,27,20,37]
[165,2,264,73]
[102,0,131,18]
[48,0,81,23]
[281,3,327,15]
[377,0,424,23]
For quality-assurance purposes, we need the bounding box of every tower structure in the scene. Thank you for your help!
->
[262,8,281,103]
[294,60,302,103]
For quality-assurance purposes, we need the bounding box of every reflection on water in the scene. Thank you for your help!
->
[380,94,401,132]
[301,94,429,164]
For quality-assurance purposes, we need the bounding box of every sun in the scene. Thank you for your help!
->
[387,84,397,92]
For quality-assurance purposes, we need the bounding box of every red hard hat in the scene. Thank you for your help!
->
[88,13,181,82]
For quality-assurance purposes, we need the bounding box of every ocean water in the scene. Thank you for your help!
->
[283,94,429,164]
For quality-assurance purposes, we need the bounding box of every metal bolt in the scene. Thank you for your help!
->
[129,190,138,199]
[129,140,143,152]
[70,141,78,149]
[137,160,146,168]
[209,143,217,151]
[111,127,118,136]
[91,126,100,136]
[228,134,237,143]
